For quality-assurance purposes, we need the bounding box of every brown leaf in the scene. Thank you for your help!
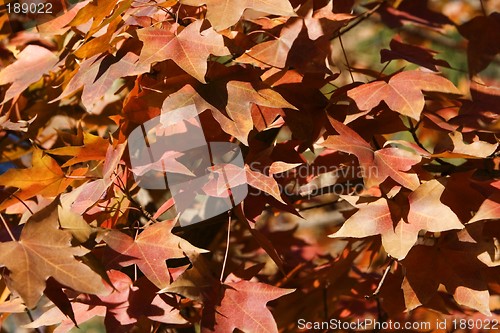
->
[180,0,295,31]
[245,165,285,203]
[0,45,58,103]
[202,278,294,333]
[24,271,186,332]
[236,19,301,69]
[468,192,500,224]
[380,37,450,71]
[161,67,295,144]
[0,202,108,308]
[402,242,492,315]
[269,161,301,175]
[347,70,460,119]
[447,131,498,159]
[0,148,76,210]
[48,132,109,167]
[103,220,205,289]
[458,13,500,75]
[70,142,126,214]
[330,179,463,259]
[322,118,421,190]
[55,52,146,111]
[138,20,229,83]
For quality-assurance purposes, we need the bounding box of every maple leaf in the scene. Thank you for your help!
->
[70,142,126,214]
[447,132,498,159]
[402,242,492,315]
[0,202,108,308]
[269,161,301,175]
[159,252,217,301]
[468,192,500,224]
[301,0,354,40]
[57,203,94,244]
[55,52,146,111]
[67,0,122,34]
[330,179,464,259]
[0,148,79,210]
[236,19,302,69]
[322,117,421,190]
[163,254,293,332]
[22,302,106,333]
[48,132,109,167]
[347,70,460,119]
[0,297,26,314]
[103,220,205,289]
[179,0,296,31]
[138,20,229,83]
[131,150,195,178]
[458,12,500,75]
[24,271,186,332]
[202,278,294,333]
[245,165,286,203]
[380,37,451,71]
[0,45,59,103]
[161,67,295,145]
[202,163,285,203]
[1,0,498,326]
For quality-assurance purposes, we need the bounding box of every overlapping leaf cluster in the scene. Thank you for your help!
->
[0,0,498,332]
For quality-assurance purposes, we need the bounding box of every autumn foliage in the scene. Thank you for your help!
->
[0,0,499,332]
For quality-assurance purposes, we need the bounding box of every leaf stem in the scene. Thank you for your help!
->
[275,262,306,287]
[334,1,385,40]
[115,172,161,225]
[0,214,15,241]
[378,60,391,78]
[8,193,34,214]
[407,117,453,167]
[220,211,232,282]
[479,0,487,16]
[367,259,394,299]
[338,34,354,83]
[25,308,42,333]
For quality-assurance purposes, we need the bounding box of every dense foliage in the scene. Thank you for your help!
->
[0,0,499,332]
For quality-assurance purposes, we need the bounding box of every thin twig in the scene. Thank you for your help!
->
[134,221,140,281]
[407,117,453,167]
[338,34,355,83]
[25,309,42,333]
[366,259,394,299]
[479,0,487,16]
[334,1,385,40]
[275,262,306,287]
[9,193,34,214]
[0,214,15,241]
[114,172,161,224]
[220,212,232,282]
[378,60,391,78]
[323,281,330,321]
[296,201,338,213]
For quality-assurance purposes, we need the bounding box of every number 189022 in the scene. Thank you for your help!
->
[6,1,53,14]
[453,319,499,330]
